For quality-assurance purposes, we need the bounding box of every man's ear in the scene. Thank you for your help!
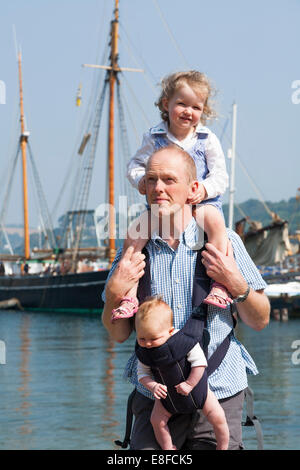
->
[187,180,199,203]
[139,176,146,195]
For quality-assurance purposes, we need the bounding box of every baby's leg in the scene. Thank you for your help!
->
[194,204,232,308]
[150,399,176,450]
[202,388,229,450]
[111,210,150,322]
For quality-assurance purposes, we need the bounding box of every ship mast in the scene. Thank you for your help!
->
[107,0,119,265]
[18,51,30,260]
[83,0,143,267]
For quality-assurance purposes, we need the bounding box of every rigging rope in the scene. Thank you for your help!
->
[0,144,20,228]
[151,0,190,69]
[69,78,109,265]
[27,142,57,248]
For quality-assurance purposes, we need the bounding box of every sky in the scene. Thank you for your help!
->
[0,0,300,229]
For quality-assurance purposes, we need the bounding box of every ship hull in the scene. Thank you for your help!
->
[0,270,109,314]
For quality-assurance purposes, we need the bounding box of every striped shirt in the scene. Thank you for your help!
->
[102,219,267,400]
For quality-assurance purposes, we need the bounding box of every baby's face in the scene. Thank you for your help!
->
[136,316,173,349]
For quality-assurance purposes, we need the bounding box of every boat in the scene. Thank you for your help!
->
[0,0,140,313]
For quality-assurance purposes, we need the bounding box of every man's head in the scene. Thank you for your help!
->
[144,145,198,217]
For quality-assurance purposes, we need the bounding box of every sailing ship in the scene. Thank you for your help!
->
[0,0,141,313]
[0,1,299,315]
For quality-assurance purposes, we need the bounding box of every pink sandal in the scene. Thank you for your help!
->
[111,297,139,323]
[203,282,233,309]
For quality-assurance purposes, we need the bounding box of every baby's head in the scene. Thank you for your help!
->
[155,70,216,125]
[135,296,174,349]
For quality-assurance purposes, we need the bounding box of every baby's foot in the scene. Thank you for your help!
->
[203,282,232,309]
[111,297,139,322]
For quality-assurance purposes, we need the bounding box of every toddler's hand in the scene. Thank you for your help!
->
[175,381,193,396]
[153,383,168,399]
[187,184,207,205]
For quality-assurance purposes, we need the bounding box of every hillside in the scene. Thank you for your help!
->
[222,197,300,234]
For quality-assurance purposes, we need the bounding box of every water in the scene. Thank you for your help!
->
[0,310,299,450]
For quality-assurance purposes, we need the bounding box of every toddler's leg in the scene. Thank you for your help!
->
[194,205,232,309]
[111,210,150,322]
[202,388,229,450]
[150,399,176,450]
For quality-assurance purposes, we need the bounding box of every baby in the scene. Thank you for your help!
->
[135,296,229,451]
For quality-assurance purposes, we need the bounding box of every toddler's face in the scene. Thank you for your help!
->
[163,83,206,137]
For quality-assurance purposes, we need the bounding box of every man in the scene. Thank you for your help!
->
[102,145,270,450]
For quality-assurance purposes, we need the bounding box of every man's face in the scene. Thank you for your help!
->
[145,149,195,217]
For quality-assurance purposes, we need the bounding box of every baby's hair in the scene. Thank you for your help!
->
[135,295,173,328]
[155,70,217,125]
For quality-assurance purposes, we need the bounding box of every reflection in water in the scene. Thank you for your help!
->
[0,311,299,450]
[16,314,33,446]
[100,336,119,445]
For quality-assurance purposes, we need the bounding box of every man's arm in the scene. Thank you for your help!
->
[201,241,270,331]
[102,246,146,342]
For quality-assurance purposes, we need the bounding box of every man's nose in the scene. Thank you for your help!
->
[154,178,164,192]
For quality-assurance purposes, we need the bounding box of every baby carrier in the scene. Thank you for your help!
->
[135,245,233,415]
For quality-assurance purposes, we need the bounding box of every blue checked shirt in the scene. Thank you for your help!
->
[102,219,267,400]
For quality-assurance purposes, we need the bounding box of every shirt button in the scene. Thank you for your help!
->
[177,304,182,309]
[175,278,179,284]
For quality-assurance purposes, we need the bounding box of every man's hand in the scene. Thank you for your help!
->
[107,246,146,301]
[201,240,248,298]
[202,240,270,331]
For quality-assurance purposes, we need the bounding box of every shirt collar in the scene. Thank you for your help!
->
[150,121,209,136]
[150,217,198,249]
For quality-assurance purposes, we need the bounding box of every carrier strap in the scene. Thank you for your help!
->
[242,386,264,450]
[114,389,136,449]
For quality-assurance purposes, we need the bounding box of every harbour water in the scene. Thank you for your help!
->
[0,310,299,450]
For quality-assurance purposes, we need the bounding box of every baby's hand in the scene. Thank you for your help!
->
[153,383,168,399]
[138,176,146,195]
[175,381,193,396]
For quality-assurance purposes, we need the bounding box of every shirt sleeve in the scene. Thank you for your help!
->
[227,229,268,291]
[137,359,152,381]
[202,132,229,199]
[187,343,208,367]
[126,131,156,189]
